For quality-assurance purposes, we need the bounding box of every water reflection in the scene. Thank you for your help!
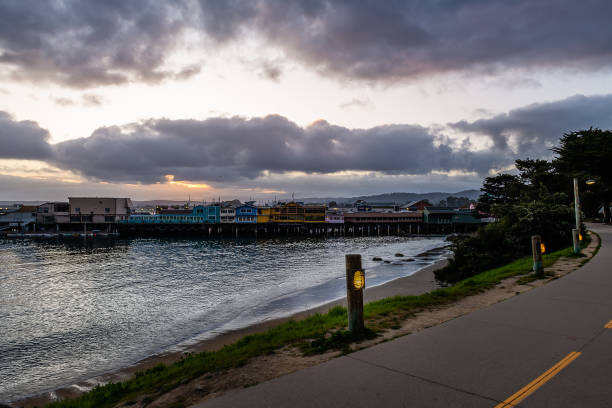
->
[0,235,448,401]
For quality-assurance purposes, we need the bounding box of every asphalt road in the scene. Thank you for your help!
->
[195,224,612,407]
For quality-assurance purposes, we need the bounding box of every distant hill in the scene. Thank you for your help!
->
[0,201,47,206]
[299,190,480,205]
[2,190,481,208]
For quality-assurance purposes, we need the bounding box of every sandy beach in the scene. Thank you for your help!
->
[14,258,448,407]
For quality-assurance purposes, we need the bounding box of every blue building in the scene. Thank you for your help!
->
[124,205,220,224]
[192,205,221,223]
[235,204,257,223]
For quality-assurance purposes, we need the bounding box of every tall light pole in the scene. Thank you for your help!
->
[573,178,597,254]
[572,177,581,254]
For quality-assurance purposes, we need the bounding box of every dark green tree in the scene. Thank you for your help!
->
[477,173,523,214]
[552,128,612,223]
[515,158,571,200]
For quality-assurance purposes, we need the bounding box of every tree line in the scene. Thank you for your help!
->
[435,128,611,282]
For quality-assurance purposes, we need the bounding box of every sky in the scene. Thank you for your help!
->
[1,0,612,201]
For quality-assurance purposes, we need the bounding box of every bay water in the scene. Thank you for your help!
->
[0,235,449,402]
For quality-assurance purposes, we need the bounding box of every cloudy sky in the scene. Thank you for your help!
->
[1,0,612,201]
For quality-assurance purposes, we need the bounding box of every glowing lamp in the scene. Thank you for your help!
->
[353,270,365,290]
[540,243,546,254]
[579,234,583,241]
[586,179,596,185]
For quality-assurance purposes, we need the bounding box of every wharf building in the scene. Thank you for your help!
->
[69,197,133,224]
[235,203,258,223]
[0,205,37,231]
[10,197,133,233]
[118,200,482,237]
[129,205,221,224]
[37,202,70,225]
[221,206,236,223]
[2,197,483,236]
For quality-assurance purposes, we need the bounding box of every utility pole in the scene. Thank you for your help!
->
[573,177,581,254]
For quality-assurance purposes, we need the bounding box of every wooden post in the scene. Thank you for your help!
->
[346,254,365,334]
[532,235,543,276]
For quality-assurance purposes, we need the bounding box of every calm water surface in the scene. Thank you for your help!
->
[0,236,448,401]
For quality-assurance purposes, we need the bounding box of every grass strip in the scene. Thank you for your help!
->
[45,244,581,408]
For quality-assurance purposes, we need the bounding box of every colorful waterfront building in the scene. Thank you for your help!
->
[325,211,344,224]
[273,202,305,223]
[125,205,220,224]
[343,211,422,224]
[220,205,236,223]
[304,205,326,223]
[235,203,258,223]
[257,207,273,223]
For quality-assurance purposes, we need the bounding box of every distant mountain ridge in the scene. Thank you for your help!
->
[1,190,481,208]
[299,190,480,205]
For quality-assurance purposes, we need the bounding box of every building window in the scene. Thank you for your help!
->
[105,208,110,213]
[75,208,80,213]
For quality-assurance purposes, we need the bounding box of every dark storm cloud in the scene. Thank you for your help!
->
[6,93,612,187]
[199,0,612,81]
[0,111,53,159]
[2,1,612,86]
[0,1,196,87]
[451,94,612,157]
[51,115,507,184]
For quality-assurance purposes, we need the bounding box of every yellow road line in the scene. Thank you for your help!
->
[494,351,581,408]
[604,320,612,329]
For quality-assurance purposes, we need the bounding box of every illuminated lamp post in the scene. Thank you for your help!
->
[573,178,596,254]
[572,178,581,254]
[345,254,365,333]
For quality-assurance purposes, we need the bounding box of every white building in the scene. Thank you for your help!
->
[220,206,236,223]
[68,197,133,223]
[37,202,70,224]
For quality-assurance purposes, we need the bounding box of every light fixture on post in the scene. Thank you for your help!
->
[572,178,581,254]
[573,177,595,254]
[353,270,365,290]
[345,254,365,334]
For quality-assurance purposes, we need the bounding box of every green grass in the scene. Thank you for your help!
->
[46,244,585,408]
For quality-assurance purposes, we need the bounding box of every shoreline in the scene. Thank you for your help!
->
[13,258,448,407]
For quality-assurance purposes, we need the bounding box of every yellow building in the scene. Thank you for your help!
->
[304,205,326,223]
[257,207,273,223]
[272,202,305,223]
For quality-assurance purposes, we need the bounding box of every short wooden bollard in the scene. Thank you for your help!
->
[346,254,365,333]
[531,235,543,276]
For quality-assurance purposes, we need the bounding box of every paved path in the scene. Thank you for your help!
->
[195,225,612,407]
